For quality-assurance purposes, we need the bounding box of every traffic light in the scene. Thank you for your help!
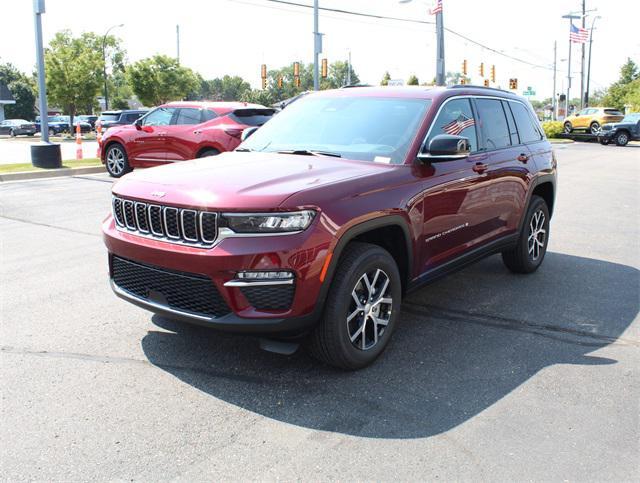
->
[509,78,518,90]
[261,64,267,79]
[483,79,490,87]
[460,78,466,85]
[321,58,328,78]
[277,76,283,88]
[295,76,301,88]
[490,65,496,83]
[462,59,468,76]
[479,62,484,77]
[261,77,267,90]
[293,62,300,77]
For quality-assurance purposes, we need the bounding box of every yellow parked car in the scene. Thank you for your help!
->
[564,107,624,135]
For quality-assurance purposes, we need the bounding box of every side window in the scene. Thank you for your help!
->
[126,113,141,122]
[475,98,511,149]
[175,108,202,125]
[510,101,543,143]
[141,107,175,126]
[503,100,520,145]
[426,98,478,152]
[202,109,217,122]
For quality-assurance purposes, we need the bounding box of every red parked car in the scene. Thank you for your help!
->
[103,86,556,369]
[99,101,275,177]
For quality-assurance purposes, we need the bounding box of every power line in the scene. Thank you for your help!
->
[244,0,554,71]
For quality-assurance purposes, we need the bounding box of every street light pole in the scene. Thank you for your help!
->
[435,5,445,85]
[33,0,49,143]
[562,14,580,118]
[585,16,601,108]
[552,41,557,120]
[102,23,123,111]
[313,0,320,91]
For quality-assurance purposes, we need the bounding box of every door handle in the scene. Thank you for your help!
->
[158,132,167,137]
[517,153,530,163]
[193,130,202,135]
[472,162,488,174]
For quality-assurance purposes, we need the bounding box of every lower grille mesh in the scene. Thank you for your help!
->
[240,285,295,311]
[112,256,230,318]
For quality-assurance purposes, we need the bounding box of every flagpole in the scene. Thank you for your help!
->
[436,3,445,86]
[566,23,572,117]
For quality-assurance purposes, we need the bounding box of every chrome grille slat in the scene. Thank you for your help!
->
[112,196,217,248]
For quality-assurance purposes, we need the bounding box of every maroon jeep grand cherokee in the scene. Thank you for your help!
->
[103,86,556,369]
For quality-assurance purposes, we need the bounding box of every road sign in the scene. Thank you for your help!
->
[523,86,536,96]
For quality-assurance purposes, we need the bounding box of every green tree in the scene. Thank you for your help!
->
[44,30,104,126]
[321,61,360,88]
[0,62,36,120]
[623,78,640,111]
[407,75,419,86]
[240,88,275,106]
[602,58,640,110]
[202,75,252,101]
[127,55,199,107]
[380,71,391,86]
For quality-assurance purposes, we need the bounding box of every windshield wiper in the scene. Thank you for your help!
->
[276,149,342,158]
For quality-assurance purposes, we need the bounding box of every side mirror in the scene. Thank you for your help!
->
[134,119,142,130]
[418,134,470,162]
[240,126,259,142]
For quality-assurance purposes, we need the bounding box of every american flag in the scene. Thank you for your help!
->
[570,23,589,43]
[442,116,475,136]
[429,0,443,15]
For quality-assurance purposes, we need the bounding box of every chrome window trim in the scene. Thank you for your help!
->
[163,207,181,240]
[180,209,199,242]
[134,202,150,233]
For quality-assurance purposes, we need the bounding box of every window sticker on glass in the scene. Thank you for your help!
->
[374,156,392,164]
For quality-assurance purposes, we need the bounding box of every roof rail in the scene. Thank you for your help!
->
[340,84,372,88]
[448,84,513,94]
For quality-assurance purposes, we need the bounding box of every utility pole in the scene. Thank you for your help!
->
[553,41,557,120]
[313,0,321,91]
[176,24,180,64]
[562,13,580,117]
[585,16,601,107]
[435,4,445,85]
[347,50,352,86]
[580,0,586,109]
[33,0,49,143]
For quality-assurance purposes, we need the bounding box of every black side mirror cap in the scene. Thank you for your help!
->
[418,134,471,162]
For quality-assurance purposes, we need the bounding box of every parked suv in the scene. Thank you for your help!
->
[98,109,147,133]
[598,112,640,146]
[563,106,624,134]
[103,86,556,369]
[99,101,275,177]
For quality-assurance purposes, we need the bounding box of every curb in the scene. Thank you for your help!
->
[0,165,105,182]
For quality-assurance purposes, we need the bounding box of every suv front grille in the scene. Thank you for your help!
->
[112,196,217,247]
[112,256,231,318]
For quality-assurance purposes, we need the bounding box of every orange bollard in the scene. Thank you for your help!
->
[95,120,102,158]
[75,122,83,160]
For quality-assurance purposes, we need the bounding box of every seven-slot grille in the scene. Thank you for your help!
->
[112,196,217,247]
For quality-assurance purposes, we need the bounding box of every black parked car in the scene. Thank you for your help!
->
[0,119,36,136]
[98,110,147,132]
[598,113,640,146]
[35,116,92,135]
[78,115,98,129]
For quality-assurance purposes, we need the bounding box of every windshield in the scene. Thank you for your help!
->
[622,113,640,122]
[240,96,431,164]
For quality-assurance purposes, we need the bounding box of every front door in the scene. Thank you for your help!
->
[128,107,176,163]
[163,108,204,161]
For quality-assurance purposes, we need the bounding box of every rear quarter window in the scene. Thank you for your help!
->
[509,101,543,143]
[228,108,275,127]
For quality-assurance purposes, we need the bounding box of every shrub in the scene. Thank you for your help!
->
[541,121,564,138]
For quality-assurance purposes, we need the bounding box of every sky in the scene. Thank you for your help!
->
[1,0,639,101]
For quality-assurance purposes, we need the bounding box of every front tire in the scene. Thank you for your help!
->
[105,143,131,178]
[502,195,550,274]
[196,148,220,158]
[9,129,15,137]
[590,122,600,134]
[563,122,573,133]
[615,131,629,146]
[307,242,402,370]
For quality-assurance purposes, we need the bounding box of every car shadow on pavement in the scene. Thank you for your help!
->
[141,252,639,439]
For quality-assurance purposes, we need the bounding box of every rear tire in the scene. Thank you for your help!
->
[590,122,600,134]
[105,143,131,178]
[563,122,573,133]
[9,129,15,137]
[196,148,220,158]
[502,195,550,274]
[307,242,402,370]
[614,131,629,147]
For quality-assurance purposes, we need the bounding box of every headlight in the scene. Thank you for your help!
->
[222,210,316,233]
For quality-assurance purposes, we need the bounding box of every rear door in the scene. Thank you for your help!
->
[507,100,551,179]
[127,107,176,163]
[163,108,205,161]
[471,97,530,242]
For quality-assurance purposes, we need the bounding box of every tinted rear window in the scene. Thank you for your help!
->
[99,114,120,122]
[509,101,543,143]
[475,98,511,149]
[604,109,623,116]
[228,108,275,126]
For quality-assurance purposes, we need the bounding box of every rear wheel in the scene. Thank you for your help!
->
[590,122,600,134]
[105,143,131,178]
[196,148,220,158]
[563,122,573,133]
[9,129,15,137]
[599,138,610,145]
[307,242,401,370]
[48,128,55,137]
[614,131,629,147]
[502,195,550,274]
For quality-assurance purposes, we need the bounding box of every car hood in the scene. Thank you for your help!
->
[112,151,396,210]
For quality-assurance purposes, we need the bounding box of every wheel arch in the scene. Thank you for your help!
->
[196,145,222,158]
[102,138,127,161]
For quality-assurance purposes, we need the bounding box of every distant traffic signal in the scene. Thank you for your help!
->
[261,64,267,79]
[293,62,300,77]
[509,78,518,90]
[460,78,467,85]
[277,76,283,88]
[479,62,484,77]
[321,58,328,78]
[483,79,490,87]
[295,76,301,88]
[262,77,267,90]
[462,59,468,76]
[491,65,496,83]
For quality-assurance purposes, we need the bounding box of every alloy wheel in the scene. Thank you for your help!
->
[106,147,125,175]
[528,210,547,261]
[347,268,393,351]
[617,133,628,145]
[590,123,600,135]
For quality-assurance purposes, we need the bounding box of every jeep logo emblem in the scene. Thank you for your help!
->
[150,191,166,198]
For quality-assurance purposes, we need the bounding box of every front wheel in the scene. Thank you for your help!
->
[9,129,16,137]
[563,122,573,133]
[196,148,220,158]
[590,122,600,134]
[105,143,131,178]
[615,131,629,147]
[502,195,550,274]
[307,242,402,370]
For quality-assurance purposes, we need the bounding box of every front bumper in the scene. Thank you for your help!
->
[103,215,332,336]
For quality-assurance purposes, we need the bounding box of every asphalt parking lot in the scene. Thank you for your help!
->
[1,142,638,480]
